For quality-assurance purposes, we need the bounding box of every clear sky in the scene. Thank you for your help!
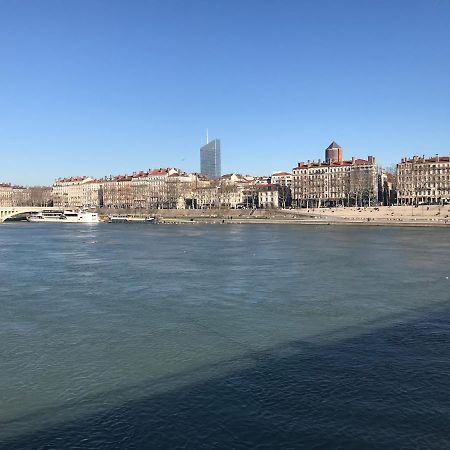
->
[1,0,449,185]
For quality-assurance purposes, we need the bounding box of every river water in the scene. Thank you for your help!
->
[1,223,449,449]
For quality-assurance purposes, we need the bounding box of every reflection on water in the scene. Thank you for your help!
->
[1,223,450,448]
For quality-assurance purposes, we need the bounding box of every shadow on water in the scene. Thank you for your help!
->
[2,302,450,449]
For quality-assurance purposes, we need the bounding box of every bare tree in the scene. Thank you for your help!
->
[275,184,291,208]
[350,168,375,207]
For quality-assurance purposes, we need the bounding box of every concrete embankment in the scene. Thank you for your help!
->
[98,206,450,227]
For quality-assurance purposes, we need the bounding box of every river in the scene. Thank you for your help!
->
[1,223,449,448]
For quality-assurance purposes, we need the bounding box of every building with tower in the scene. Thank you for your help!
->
[325,141,344,164]
[292,141,378,208]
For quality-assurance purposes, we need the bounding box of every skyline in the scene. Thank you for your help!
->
[1,0,450,185]
[1,134,448,187]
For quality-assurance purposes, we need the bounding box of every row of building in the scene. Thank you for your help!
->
[274,142,450,208]
[0,183,52,207]
[50,170,279,210]
[2,141,450,209]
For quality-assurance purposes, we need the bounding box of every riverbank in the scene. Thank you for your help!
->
[98,205,450,227]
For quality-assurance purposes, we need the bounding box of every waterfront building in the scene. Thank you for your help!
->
[271,172,293,208]
[53,177,102,208]
[81,180,103,208]
[130,169,168,209]
[200,139,221,179]
[102,175,133,209]
[216,174,259,208]
[192,186,219,209]
[0,183,13,206]
[217,184,242,208]
[292,142,378,208]
[396,155,450,205]
[10,186,27,205]
[181,173,212,209]
[0,184,27,206]
[257,184,279,209]
[130,168,184,209]
[271,172,292,188]
[0,183,52,207]
[166,171,197,209]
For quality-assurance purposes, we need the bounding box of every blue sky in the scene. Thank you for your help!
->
[1,0,449,185]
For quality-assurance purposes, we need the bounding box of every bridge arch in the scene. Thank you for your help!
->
[0,207,60,223]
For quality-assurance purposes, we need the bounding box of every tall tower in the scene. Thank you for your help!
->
[325,141,343,163]
[200,137,221,179]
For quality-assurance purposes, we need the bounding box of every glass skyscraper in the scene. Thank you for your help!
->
[200,139,221,179]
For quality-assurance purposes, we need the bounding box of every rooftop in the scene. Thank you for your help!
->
[326,141,342,150]
[399,155,450,164]
[294,156,375,170]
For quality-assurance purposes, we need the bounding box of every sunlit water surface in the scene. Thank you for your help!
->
[1,223,449,449]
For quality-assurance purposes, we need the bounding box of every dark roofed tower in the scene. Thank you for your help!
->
[325,141,343,163]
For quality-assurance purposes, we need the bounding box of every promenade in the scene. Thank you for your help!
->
[137,205,450,227]
[288,205,450,226]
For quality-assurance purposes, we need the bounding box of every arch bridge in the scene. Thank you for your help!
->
[0,207,61,223]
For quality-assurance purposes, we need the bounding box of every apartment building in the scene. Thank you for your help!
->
[396,155,450,205]
[102,175,133,209]
[53,177,102,208]
[130,168,186,209]
[271,172,293,208]
[271,172,292,187]
[292,142,378,208]
[0,183,13,206]
[257,184,279,208]
[1,183,52,207]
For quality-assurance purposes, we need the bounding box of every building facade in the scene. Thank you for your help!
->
[257,184,279,208]
[1,183,52,207]
[102,175,133,209]
[396,155,450,205]
[0,183,13,206]
[200,139,221,179]
[53,177,102,208]
[292,143,378,208]
[271,172,293,208]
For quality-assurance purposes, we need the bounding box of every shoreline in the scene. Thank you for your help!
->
[156,217,450,228]
[135,205,450,228]
[3,206,449,228]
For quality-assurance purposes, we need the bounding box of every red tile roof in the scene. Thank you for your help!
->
[399,155,450,164]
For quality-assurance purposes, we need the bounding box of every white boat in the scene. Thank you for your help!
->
[28,210,99,223]
[127,216,155,223]
[108,215,155,223]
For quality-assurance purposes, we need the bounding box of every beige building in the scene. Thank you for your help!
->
[257,184,279,208]
[0,183,13,206]
[53,177,102,208]
[218,184,242,208]
[188,174,274,209]
[292,142,378,208]
[102,175,133,209]
[396,155,450,205]
[166,172,198,209]
[1,183,52,207]
[271,172,293,208]
[192,186,219,209]
[130,168,188,209]
[271,171,292,187]
[0,184,27,206]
